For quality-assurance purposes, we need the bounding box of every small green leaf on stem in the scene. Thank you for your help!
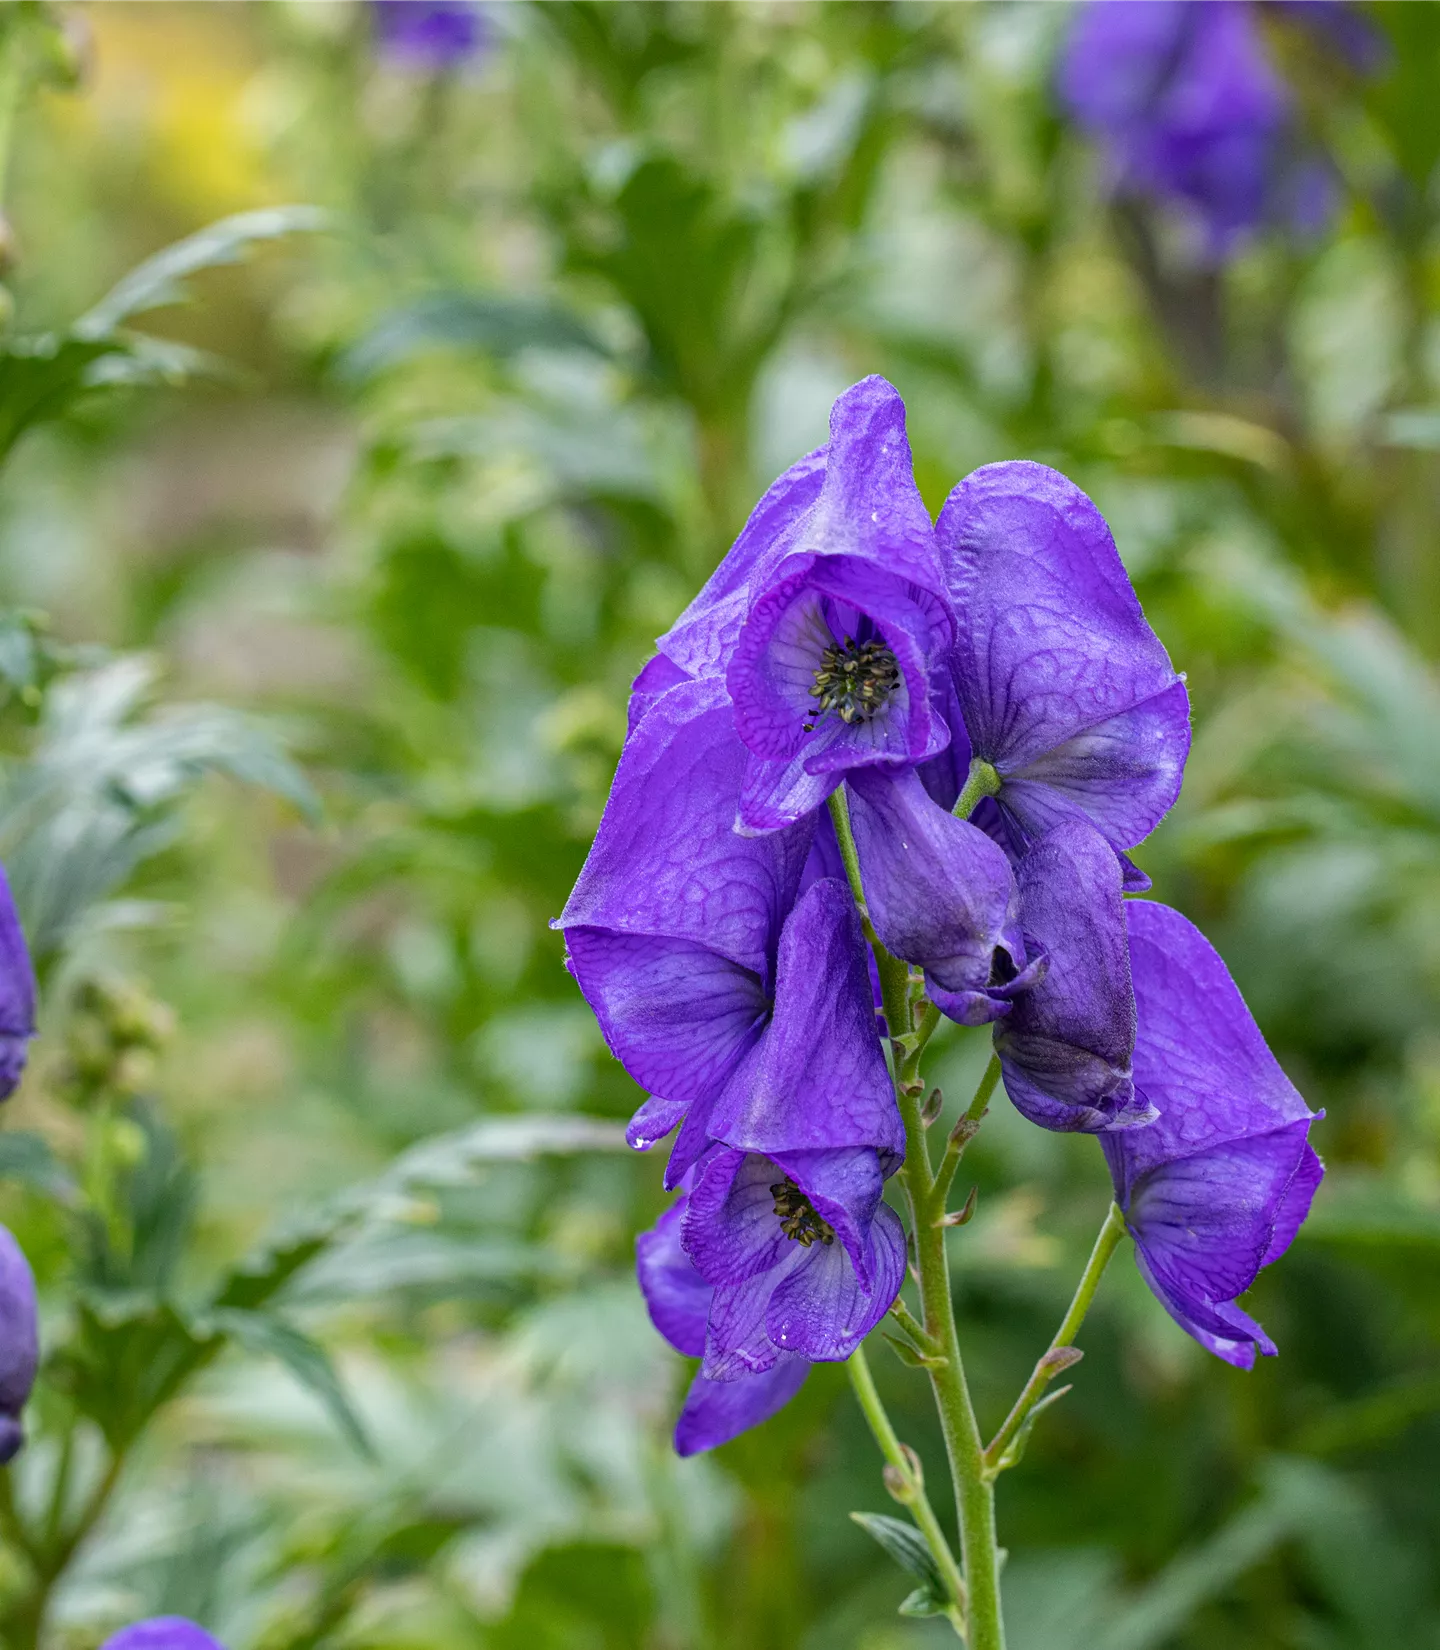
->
[898,1586,948,1618]
[940,1185,979,1227]
[921,1086,944,1126]
[851,1511,949,1601]
[881,1330,949,1371]
[995,1384,1074,1473]
[1039,1345,1084,1376]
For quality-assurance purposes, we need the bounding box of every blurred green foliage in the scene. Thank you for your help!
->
[0,1,1434,1646]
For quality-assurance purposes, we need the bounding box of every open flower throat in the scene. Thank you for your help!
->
[771,1177,836,1246]
[807,634,900,728]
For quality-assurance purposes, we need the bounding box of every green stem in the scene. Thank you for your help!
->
[984,1203,1129,1473]
[935,1055,1001,1202]
[848,1345,968,1634]
[952,758,1002,822]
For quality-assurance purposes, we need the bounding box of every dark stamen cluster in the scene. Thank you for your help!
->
[806,635,900,730]
[771,1177,836,1246]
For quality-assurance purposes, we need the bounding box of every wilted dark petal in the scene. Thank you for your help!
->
[707,878,901,1163]
[673,1356,810,1456]
[995,820,1146,1133]
[765,1200,906,1362]
[0,869,35,1102]
[935,461,1189,862]
[847,767,1025,1027]
[0,1226,35,1464]
[636,1199,708,1357]
[559,677,812,977]
[99,1621,227,1650]
[658,447,828,681]
[565,929,768,1108]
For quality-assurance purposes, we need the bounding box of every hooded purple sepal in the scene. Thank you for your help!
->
[637,1197,810,1455]
[684,1147,905,1375]
[0,1224,36,1464]
[994,820,1150,1133]
[846,768,1034,1027]
[99,1622,226,1650]
[1104,901,1323,1368]
[726,378,955,831]
[935,462,1190,885]
[0,867,36,1100]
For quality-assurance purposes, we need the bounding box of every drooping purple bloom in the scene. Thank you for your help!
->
[684,1145,905,1375]
[100,1623,225,1650]
[556,677,900,1186]
[370,1,490,71]
[846,767,1040,1026]
[0,1224,36,1464]
[933,462,1190,892]
[0,866,35,1099]
[993,820,1152,1133]
[1105,901,1322,1367]
[1059,1,1290,259]
[637,1198,808,1455]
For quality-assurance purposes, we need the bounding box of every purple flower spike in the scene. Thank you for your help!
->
[637,1198,809,1455]
[685,1147,905,1375]
[847,768,1039,1026]
[0,1225,36,1464]
[994,821,1151,1133]
[100,1623,225,1650]
[935,462,1190,890]
[557,679,898,1185]
[1059,2,1292,260]
[371,1,490,72]
[0,866,36,1099]
[1104,901,1323,1367]
[722,378,955,833]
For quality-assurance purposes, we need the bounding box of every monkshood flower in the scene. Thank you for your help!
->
[370,1,490,71]
[655,377,956,833]
[556,677,901,1187]
[0,1224,38,1463]
[993,819,1153,1133]
[100,1623,225,1650]
[932,461,1190,893]
[1058,2,1380,261]
[1105,900,1323,1366]
[0,865,35,1099]
[684,1145,906,1375]
[846,766,1039,1026]
[638,1197,808,1455]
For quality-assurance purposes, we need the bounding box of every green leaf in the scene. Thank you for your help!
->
[898,1585,947,1618]
[340,291,608,380]
[0,1130,76,1201]
[849,1511,947,1598]
[0,334,118,464]
[209,1307,373,1460]
[211,1205,355,1313]
[74,205,328,339]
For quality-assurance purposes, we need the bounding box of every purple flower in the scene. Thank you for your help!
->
[1105,901,1323,1367]
[684,1145,905,1374]
[846,767,1041,1025]
[0,1225,36,1464]
[1060,1,1290,259]
[0,866,35,1099]
[994,820,1153,1133]
[557,678,900,1186]
[652,378,954,833]
[100,1624,225,1650]
[637,1198,808,1455]
[371,1,489,71]
[933,461,1190,893]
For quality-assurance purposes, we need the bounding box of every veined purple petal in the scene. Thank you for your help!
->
[994,820,1147,1132]
[674,1356,809,1456]
[684,1150,799,1289]
[765,1200,906,1361]
[707,879,901,1163]
[626,652,691,734]
[935,461,1190,866]
[768,1145,885,1289]
[558,677,812,975]
[565,929,768,1108]
[100,1622,226,1650]
[847,767,1027,1027]
[636,1199,709,1357]
[704,1268,794,1378]
[626,1095,688,1154]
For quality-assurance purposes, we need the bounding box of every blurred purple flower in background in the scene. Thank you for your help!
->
[370,1,490,72]
[1057,1,1381,260]
[100,1621,226,1650]
[0,1225,36,1464]
[0,866,35,1099]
